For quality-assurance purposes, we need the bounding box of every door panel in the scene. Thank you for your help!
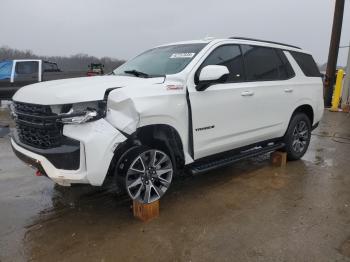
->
[189,81,285,159]
[188,44,295,160]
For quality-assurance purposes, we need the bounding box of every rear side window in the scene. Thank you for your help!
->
[275,50,295,79]
[289,51,320,77]
[241,45,292,81]
[15,61,39,74]
[196,45,245,83]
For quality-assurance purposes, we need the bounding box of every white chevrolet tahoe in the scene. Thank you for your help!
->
[10,37,324,204]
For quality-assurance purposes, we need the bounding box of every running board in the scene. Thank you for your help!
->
[188,143,285,175]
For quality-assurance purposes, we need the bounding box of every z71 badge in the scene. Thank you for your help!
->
[195,125,215,132]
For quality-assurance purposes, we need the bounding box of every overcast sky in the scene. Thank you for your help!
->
[1,0,349,65]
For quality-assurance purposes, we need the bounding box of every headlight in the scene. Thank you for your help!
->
[56,101,106,125]
[60,110,99,124]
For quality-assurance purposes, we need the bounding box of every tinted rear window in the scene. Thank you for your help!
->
[275,50,295,79]
[290,51,320,77]
[241,45,294,81]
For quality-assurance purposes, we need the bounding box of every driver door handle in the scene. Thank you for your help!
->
[284,88,293,93]
[241,90,254,97]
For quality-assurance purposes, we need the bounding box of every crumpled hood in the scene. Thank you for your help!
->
[12,75,165,105]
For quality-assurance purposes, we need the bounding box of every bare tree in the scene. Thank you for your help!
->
[0,46,124,72]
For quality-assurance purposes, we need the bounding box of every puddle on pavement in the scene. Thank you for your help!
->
[0,108,15,129]
[334,132,350,140]
[340,238,350,257]
[313,155,334,167]
[302,151,335,168]
[302,134,337,168]
[21,155,317,261]
[0,125,10,138]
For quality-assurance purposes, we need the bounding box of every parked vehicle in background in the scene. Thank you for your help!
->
[0,60,86,102]
[87,63,104,76]
[10,37,324,204]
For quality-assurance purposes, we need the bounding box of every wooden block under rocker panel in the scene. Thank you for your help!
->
[270,151,287,167]
[133,200,160,222]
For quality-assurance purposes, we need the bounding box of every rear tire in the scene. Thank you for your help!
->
[283,113,311,161]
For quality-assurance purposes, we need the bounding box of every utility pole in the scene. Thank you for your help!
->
[341,43,350,109]
[324,0,345,107]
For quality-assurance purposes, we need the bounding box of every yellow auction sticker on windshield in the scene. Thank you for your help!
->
[170,53,195,59]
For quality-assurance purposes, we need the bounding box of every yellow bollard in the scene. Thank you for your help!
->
[330,69,344,112]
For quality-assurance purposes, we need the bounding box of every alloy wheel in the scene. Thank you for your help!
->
[125,149,173,204]
[291,120,309,153]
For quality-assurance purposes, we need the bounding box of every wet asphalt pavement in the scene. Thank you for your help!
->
[0,106,350,262]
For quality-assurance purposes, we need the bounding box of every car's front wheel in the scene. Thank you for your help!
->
[283,113,312,161]
[118,146,173,204]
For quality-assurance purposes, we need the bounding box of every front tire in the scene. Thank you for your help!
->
[283,113,311,161]
[117,146,173,204]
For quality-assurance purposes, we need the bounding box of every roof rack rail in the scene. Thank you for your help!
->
[229,37,301,49]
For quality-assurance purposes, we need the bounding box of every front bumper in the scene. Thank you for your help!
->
[12,130,80,170]
[11,119,127,186]
[12,143,48,176]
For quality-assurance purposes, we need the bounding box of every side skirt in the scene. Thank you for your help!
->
[187,140,285,175]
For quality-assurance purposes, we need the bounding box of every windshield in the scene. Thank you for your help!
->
[113,43,207,77]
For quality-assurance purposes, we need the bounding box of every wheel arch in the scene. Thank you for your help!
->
[291,104,314,125]
[134,124,185,171]
[282,104,314,139]
[106,124,185,183]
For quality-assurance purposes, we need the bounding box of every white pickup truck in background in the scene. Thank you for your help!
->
[0,59,85,102]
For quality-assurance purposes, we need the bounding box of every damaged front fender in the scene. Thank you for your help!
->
[105,89,140,134]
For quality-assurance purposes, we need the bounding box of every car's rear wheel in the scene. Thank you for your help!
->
[117,146,173,204]
[283,113,311,161]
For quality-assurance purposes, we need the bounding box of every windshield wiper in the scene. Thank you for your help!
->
[124,69,149,78]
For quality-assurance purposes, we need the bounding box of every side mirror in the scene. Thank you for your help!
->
[196,65,229,91]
